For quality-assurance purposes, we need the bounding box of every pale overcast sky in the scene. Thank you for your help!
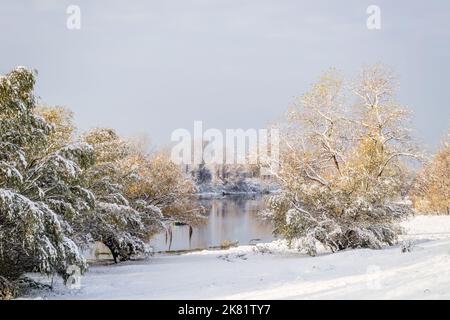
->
[1,0,449,150]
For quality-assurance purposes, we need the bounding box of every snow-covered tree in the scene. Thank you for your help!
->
[0,67,205,298]
[81,128,164,262]
[36,106,75,153]
[265,66,418,255]
[411,130,450,214]
[0,68,92,296]
[193,162,212,185]
[36,106,96,245]
[125,149,205,226]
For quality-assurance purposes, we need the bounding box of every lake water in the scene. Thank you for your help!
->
[150,195,274,252]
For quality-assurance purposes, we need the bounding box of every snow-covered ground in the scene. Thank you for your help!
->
[28,216,450,300]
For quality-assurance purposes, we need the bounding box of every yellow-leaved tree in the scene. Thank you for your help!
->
[412,131,450,214]
[265,65,419,255]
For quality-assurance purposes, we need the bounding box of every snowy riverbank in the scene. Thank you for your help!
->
[26,215,450,300]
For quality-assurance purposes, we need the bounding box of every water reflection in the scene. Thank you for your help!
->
[150,195,274,252]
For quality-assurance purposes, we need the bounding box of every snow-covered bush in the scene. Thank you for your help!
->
[266,66,418,255]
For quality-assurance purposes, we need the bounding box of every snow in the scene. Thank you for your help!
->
[26,215,450,300]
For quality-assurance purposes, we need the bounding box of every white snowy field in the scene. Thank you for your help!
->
[29,216,450,300]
